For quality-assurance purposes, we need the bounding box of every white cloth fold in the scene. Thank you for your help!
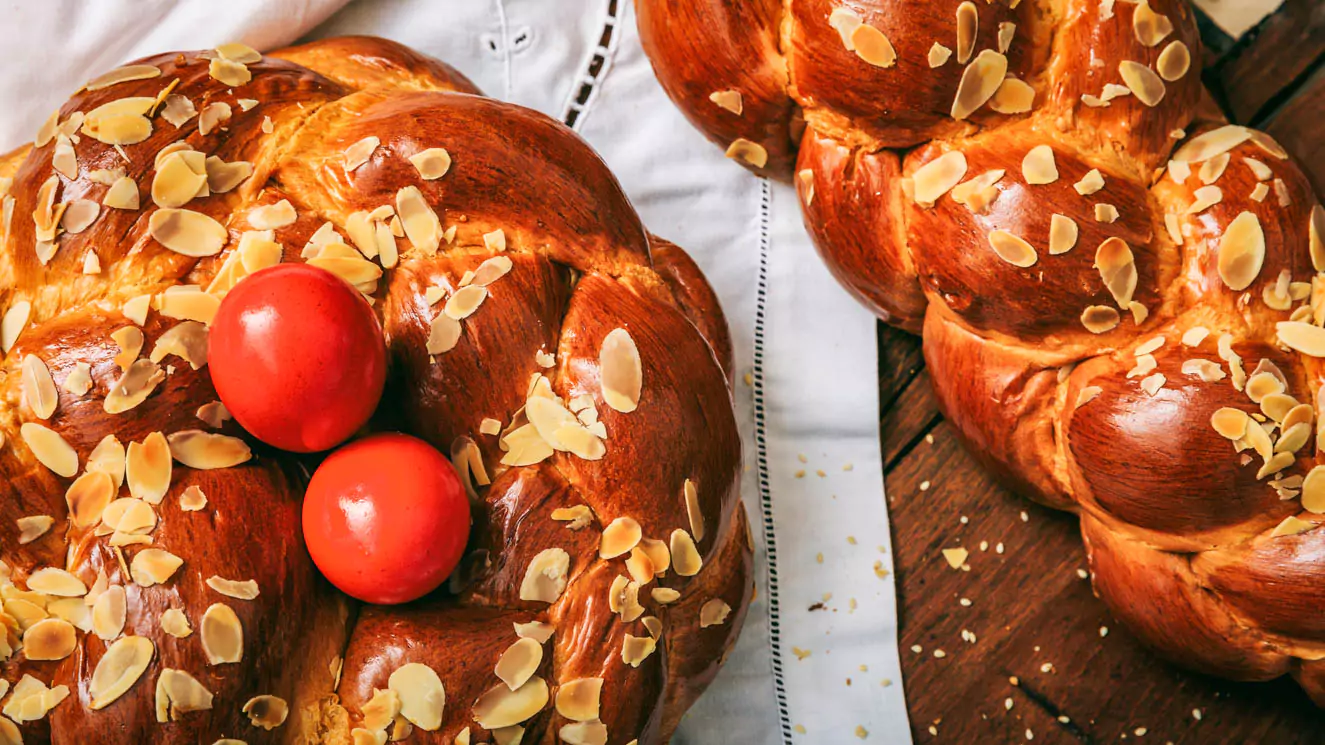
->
[0,1,911,742]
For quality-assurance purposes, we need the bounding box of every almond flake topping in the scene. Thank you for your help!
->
[249,199,297,230]
[850,24,896,68]
[28,567,87,596]
[670,528,703,577]
[444,286,488,320]
[700,598,733,628]
[684,478,705,541]
[912,151,967,207]
[208,58,251,87]
[473,677,548,730]
[1081,305,1120,334]
[160,95,198,128]
[66,471,114,528]
[556,678,603,722]
[149,208,227,257]
[708,90,743,114]
[130,549,182,587]
[1074,169,1105,196]
[90,635,153,709]
[427,313,462,355]
[21,423,78,477]
[1302,466,1325,513]
[152,150,208,208]
[167,431,252,470]
[1277,322,1325,357]
[952,50,1008,120]
[1157,41,1191,81]
[243,695,289,730]
[3,674,69,723]
[1310,205,1325,272]
[622,634,657,667]
[86,64,162,91]
[155,669,214,722]
[21,354,58,420]
[988,230,1037,268]
[1022,146,1058,185]
[1199,152,1231,184]
[180,485,208,511]
[160,609,192,638]
[1187,185,1223,214]
[951,169,1004,213]
[1049,214,1078,255]
[600,517,643,559]
[956,2,978,64]
[64,361,93,395]
[22,617,75,661]
[396,186,442,255]
[1133,1,1174,46]
[990,77,1035,114]
[560,721,608,745]
[551,505,594,530]
[2,300,32,353]
[201,603,243,664]
[1095,238,1137,308]
[62,199,100,234]
[496,638,543,691]
[929,43,953,68]
[514,621,556,643]
[198,102,232,136]
[17,515,54,545]
[1271,515,1315,538]
[1174,126,1251,163]
[345,136,381,172]
[600,328,642,413]
[206,576,260,600]
[126,432,172,504]
[409,148,453,179]
[519,548,570,603]
[725,139,768,169]
[1218,211,1265,291]
[1119,61,1165,107]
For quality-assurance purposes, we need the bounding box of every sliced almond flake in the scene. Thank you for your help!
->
[988,230,1037,267]
[472,677,548,730]
[52,134,78,180]
[242,695,288,730]
[626,547,656,584]
[1127,354,1156,378]
[21,354,58,420]
[1182,359,1225,382]
[396,186,442,255]
[1199,152,1231,185]
[1251,182,1270,202]
[600,517,643,559]
[850,24,896,68]
[1307,204,1325,272]
[262,115,273,134]
[1080,305,1120,334]
[950,169,1004,213]
[121,295,151,327]
[408,147,452,179]
[470,256,514,287]
[708,90,743,114]
[670,529,703,576]
[1272,515,1317,537]
[699,598,733,628]
[1186,185,1222,214]
[514,621,556,643]
[112,326,145,371]
[90,584,126,639]
[1135,336,1166,356]
[159,287,222,325]
[167,430,251,469]
[928,43,953,68]
[725,138,768,168]
[951,50,1008,120]
[345,136,381,172]
[197,401,231,429]
[208,58,251,87]
[556,678,602,722]
[1129,302,1150,325]
[83,251,102,275]
[1302,466,1325,513]
[499,424,554,467]
[1218,211,1265,291]
[175,484,207,512]
[28,567,87,596]
[1022,146,1058,185]
[1278,321,1325,356]
[956,2,978,64]
[495,638,543,691]
[88,635,153,709]
[1,300,30,353]
[1182,327,1210,347]
[1140,372,1166,396]
[206,576,260,600]
[1118,61,1165,107]
[651,587,681,605]
[1169,160,1192,183]
[621,634,657,667]
[362,688,401,732]
[1157,40,1191,81]
[1075,386,1102,408]
[87,435,126,488]
[155,669,214,722]
[20,423,78,477]
[997,22,1016,53]
[16,516,54,545]
[1274,178,1292,208]
[307,253,383,286]
[828,7,863,48]
[160,608,192,638]
[152,150,207,209]
[551,505,594,530]
[126,432,171,505]
[1095,238,1137,308]
[1165,213,1183,244]
[149,208,227,257]
[1133,1,1174,47]
[150,321,208,370]
[444,285,488,320]
[535,350,556,368]
[990,77,1035,115]
[248,199,296,230]
[215,42,261,64]
[519,548,569,603]
[599,327,643,412]
[160,95,198,128]
[66,471,114,528]
[426,313,462,355]
[197,102,233,137]
[912,151,967,207]
[1173,126,1252,163]
[1048,214,1078,255]
[86,64,162,91]
[130,548,183,587]
[104,359,166,414]
[205,156,253,194]
[1074,169,1106,196]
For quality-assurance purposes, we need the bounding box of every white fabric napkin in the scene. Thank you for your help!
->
[0,1,911,742]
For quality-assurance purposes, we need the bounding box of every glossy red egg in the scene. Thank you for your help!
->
[303,433,471,604]
[209,263,386,453]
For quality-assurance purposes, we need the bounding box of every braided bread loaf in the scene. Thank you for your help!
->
[0,35,750,743]
[639,0,1325,705]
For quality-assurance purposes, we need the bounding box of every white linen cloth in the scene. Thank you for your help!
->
[0,1,910,742]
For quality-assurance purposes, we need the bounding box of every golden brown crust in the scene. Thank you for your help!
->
[640,0,1325,701]
[0,35,747,743]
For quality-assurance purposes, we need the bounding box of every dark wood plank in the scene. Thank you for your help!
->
[877,323,924,409]
[887,420,1322,744]
[1210,0,1325,124]
[1262,64,1325,192]
[880,368,940,470]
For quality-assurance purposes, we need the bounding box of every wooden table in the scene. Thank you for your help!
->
[884,2,1325,741]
